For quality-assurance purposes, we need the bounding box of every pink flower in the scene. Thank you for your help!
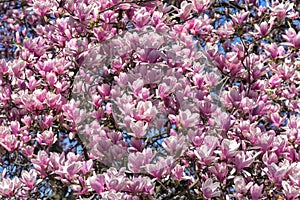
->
[253,17,275,37]
[102,10,118,24]
[145,161,165,179]
[40,115,55,129]
[152,11,164,26]
[234,151,256,171]
[262,152,278,165]
[0,177,22,197]
[32,151,49,178]
[257,131,275,152]
[0,134,21,152]
[93,27,110,42]
[267,160,291,185]
[219,139,240,159]
[192,0,211,14]
[250,184,263,200]
[215,112,231,133]
[10,121,21,135]
[89,174,105,194]
[22,145,34,159]
[128,148,153,173]
[178,109,199,129]
[10,60,26,78]
[74,2,92,21]
[32,89,46,104]
[46,72,57,87]
[138,48,162,63]
[194,136,219,165]
[125,176,154,194]
[37,129,57,146]
[282,181,299,199]
[30,0,54,16]
[101,191,126,199]
[233,176,253,196]
[271,2,294,19]
[269,74,281,87]
[162,135,187,157]
[202,178,220,199]
[93,137,123,162]
[56,162,82,181]
[111,57,126,73]
[98,83,111,98]
[177,1,193,20]
[157,77,176,99]
[133,7,151,28]
[293,32,300,48]
[0,59,8,74]
[28,76,41,91]
[230,11,249,26]
[20,170,37,190]
[226,88,244,107]
[209,163,228,182]
[265,43,279,59]
[46,92,62,109]
[129,121,148,138]
[288,163,300,187]
[282,28,300,48]
[139,87,151,100]
[258,21,269,36]
[133,101,157,122]
[283,28,297,42]
[172,165,184,180]
[104,168,126,192]
[80,160,93,175]
[270,112,286,128]
[66,37,89,56]
[48,152,65,171]
[131,78,144,95]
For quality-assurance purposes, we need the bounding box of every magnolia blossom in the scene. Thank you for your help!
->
[218,139,240,159]
[178,109,199,129]
[192,0,212,13]
[128,148,153,173]
[176,1,193,20]
[282,181,300,200]
[89,174,105,194]
[209,162,228,182]
[20,170,38,190]
[202,178,220,199]
[233,176,253,197]
[271,2,294,19]
[267,160,291,185]
[195,136,219,165]
[250,184,264,200]
[37,130,57,146]
[162,135,187,157]
[0,177,22,198]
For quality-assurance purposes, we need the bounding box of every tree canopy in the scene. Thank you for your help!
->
[0,0,300,199]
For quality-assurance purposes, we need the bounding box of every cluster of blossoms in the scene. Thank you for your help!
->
[0,0,300,199]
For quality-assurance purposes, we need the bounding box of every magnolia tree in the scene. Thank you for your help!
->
[0,0,300,199]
